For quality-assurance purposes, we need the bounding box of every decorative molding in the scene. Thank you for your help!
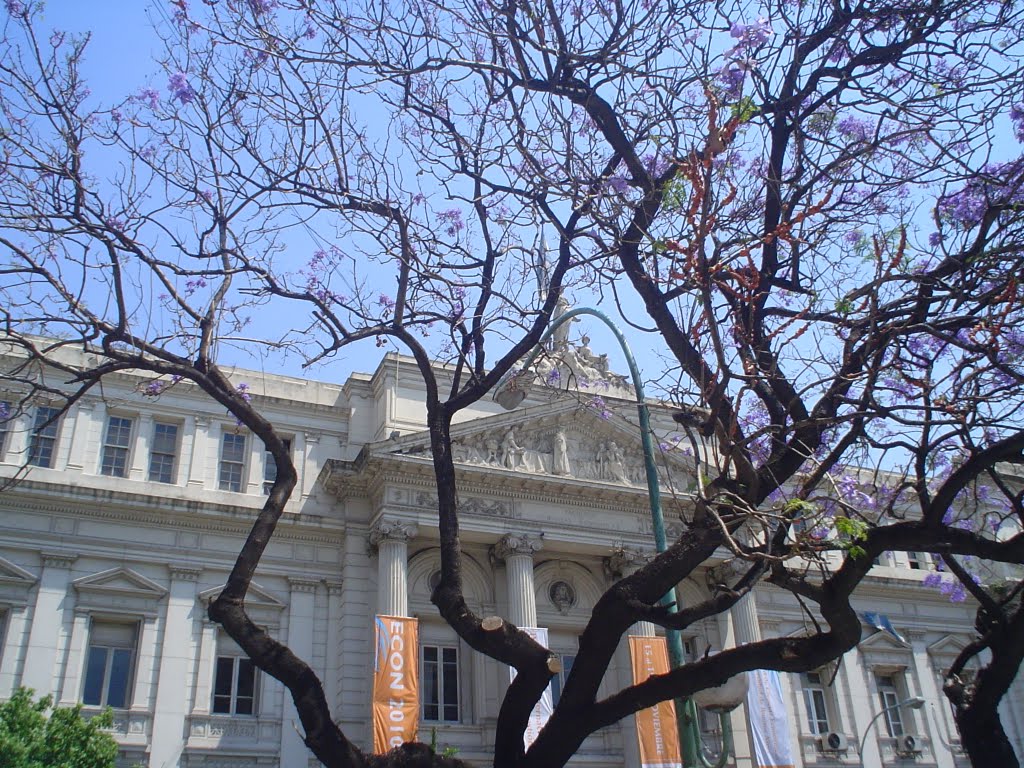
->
[325,580,345,595]
[288,577,320,594]
[40,551,77,569]
[606,547,653,578]
[169,566,202,581]
[72,567,168,616]
[368,518,418,548]
[492,533,544,561]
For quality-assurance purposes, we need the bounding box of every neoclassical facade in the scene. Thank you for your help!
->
[0,350,1021,768]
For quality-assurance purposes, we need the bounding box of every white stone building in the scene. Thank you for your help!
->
[0,350,1020,768]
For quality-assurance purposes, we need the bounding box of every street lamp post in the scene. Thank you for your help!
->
[856,696,927,764]
[494,305,743,768]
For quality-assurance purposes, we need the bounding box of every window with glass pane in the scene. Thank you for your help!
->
[219,432,247,492]
[213,656,257,715]
[422,645,459,722]
[263,438,291,495]
[908,552,929,570]
[100,416,133,477]
[0,400,11,458]
[28,406,61,468]
[549,653,576,706]
[82,622,136,708]
[802,672,830,735]
[148,422,179,483]
[876,674,904,737]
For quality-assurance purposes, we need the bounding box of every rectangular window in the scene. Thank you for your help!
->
[27,406,61,468]
[908,552,930,570]
[219,432,247,492]
[213,655,257,715]
[148,422,179,484]
[876,674,904,737]
[100,416,133,477]
[549,652,576,706]
[263,438,291,495]
[82,621,137,708]
[422,645,459,722]
[0,400,11,458]
[802,671,831,735]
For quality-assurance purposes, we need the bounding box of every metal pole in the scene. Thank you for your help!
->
[504,306,708,766]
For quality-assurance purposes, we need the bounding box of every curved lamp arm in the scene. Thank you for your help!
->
[857,697,927,760]
[495,306,730,767]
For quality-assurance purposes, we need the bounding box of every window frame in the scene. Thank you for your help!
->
[0,399,11,459]
[212,654,258,716]
[218,431,248,492]
[262,437,292,495]
[82,619,138,709]
[549,651,576,707]
[801,671,832,736]
[28,405,62,468]
[875,673,906,737]
[99,415,134,477]
[148,420,180,484]
[421,643,460,723]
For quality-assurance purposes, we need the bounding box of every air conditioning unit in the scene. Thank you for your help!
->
[897,734,921,754]
[822,731,848,752]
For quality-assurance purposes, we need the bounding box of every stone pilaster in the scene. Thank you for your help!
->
[21,552,75,696]
[281,578,319,768]
[150,566,201,768]
[493,534,543,628]
[369,519,417,617]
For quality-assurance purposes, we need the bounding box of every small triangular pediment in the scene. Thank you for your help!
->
[374,400,695,491]
[199,582,284,612]
[0,556,36,586]
[859,627,911,651]
[928,634,969,660]
[73,567,167,600]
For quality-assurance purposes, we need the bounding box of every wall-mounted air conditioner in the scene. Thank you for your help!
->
[822,731,848,752]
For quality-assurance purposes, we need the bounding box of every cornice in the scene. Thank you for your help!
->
[0,478,345,545]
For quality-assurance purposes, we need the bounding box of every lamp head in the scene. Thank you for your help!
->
[691,673,749,713]
[493,369,535,410]
[906,696,927,710]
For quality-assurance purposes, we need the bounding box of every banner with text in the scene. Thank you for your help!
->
[372,615,419,753]
[508,627,554,748]
[628,636,682,768]
[747,669,795,768]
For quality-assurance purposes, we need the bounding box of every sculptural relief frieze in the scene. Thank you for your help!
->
[447,425,669,488]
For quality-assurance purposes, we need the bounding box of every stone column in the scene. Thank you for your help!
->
[608,547,656,637]
[607,547,656,768]
[0,606,30,697]
[191,620,218,716]
[280,578,319,768]
[129,413,154,481]
[909,632,954,768]
[64,400,96,472]
[301,431,320,501]
[493,534,543,628]
[58,609,91,706]
[150,566,201,768]
[369,519,418,617]
[21,552,76,696]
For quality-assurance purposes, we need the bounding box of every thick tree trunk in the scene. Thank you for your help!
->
[955,706,1019,768]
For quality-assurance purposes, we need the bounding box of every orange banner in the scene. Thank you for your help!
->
[372,615,419,753]
[629,636,682,768]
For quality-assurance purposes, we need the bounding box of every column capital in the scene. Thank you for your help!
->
[492,533,543,562]
[40,551,76,569]
[325,580,344,595]
[169,566,202,581]
[288,577,320,594]
[606,546,654,578]
[369,518,418,549]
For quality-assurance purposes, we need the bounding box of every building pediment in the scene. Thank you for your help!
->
[72,567,168,616]
[199,582,285,611]
[73,567,168,600]
[0,555,36,605]
[859,623,912,669]
[366,400,694,493]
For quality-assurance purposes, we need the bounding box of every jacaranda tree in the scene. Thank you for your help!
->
[1,0,1023,765]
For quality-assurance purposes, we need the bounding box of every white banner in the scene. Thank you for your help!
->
[747,669,795,768]
[509,627,554,748]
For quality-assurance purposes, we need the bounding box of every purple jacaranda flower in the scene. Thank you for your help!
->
[588,395,612,420]
[168,72,195,105]
[145,380,164,397]
[136,88,160,110]
[5,0,24,15]
[923,572,943,588]
[1011,103,1024,143]
[729,17,773,53]
[836,115,873,143]
[236,383,252,403]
